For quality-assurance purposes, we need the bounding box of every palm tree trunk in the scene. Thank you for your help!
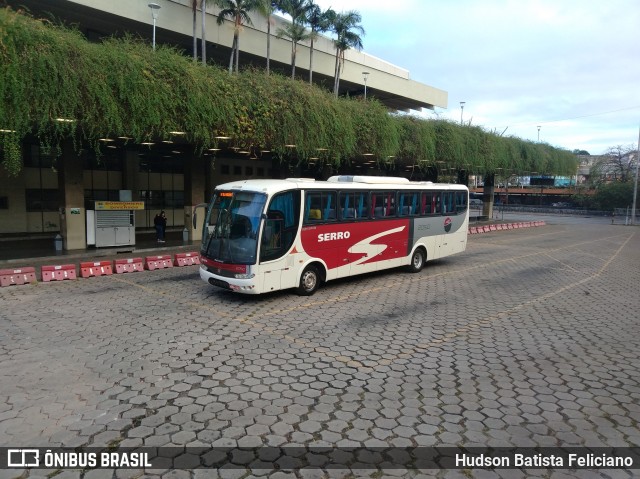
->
[235,33,240,73]
[333,50,340,95]
[309,37,314,84]
[266,16,271,75]
[291,42,296,79]
[192,0,197,62]
[228,35,236,74]
[201,0,207,65]
[335,50,344,94]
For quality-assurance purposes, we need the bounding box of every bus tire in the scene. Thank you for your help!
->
[296,265,320,296]
[407,248,425,273]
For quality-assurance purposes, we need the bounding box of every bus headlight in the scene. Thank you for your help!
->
[234,273,255,279]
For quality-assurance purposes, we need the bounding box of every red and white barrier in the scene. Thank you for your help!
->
[469,221,547,235]
[145,255,173,270]
[114,257,144,274]
[42,264,77,282]
[0,267,37,287]
[80,260,113,278]
[174,252,200,267]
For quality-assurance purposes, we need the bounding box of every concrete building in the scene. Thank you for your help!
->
[0,0,448,250]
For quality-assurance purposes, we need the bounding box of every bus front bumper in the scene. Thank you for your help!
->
[199,265,260,294]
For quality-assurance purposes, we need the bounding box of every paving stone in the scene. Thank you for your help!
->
[298,420,322,434]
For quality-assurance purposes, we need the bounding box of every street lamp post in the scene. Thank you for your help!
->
[537,125,541,142]
[460,101,465,125]
[362,71,369,100]
[631,123,640,225]
[148,3,161,50]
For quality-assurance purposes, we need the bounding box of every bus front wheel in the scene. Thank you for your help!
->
[296,265,320,296]
[407,248,425,273]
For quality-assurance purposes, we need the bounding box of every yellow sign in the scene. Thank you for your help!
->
[95,201,145,211]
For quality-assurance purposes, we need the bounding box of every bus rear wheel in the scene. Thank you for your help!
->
[296,265,320,296]
[407,248,425,273]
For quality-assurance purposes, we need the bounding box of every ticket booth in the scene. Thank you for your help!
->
[87,201,145,248]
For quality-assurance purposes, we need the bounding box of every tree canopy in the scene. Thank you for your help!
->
[0,7,578,178]
[587,145,637,186]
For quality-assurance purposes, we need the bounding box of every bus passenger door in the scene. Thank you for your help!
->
[437,192,455,258]
[260,221,298,290]
[259,190,300,292]
[259,215,283,292]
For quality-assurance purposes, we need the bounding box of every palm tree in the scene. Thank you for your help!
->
[276,23,310,79]
[216,0,263,73]
[192,0,198,62]
[306,4,334,84]
[330,10,364,96]
[263,1,282,75]
[276,0,312,79]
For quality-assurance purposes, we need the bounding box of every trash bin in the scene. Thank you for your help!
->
[54,234,63,252]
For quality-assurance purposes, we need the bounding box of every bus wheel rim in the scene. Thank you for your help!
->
[303,271,317,290]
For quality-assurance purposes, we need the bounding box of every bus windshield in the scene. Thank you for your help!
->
[201,190,267,264]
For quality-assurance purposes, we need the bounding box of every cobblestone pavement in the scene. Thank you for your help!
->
[1,222,639,479]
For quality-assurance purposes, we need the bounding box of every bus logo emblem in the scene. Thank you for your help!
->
[444,217,452,232]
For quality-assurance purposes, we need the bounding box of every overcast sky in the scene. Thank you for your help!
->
[312,0,640,155]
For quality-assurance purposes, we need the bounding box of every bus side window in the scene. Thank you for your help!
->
[370,191,396,217]
[399,193,419,216]
[304,191,323,223]
[323,192,336,221]
[443,192,454,214]
[262,213,283,248]
[304,191,336,224]
[339,192,358,220]
[355,192,369,220]
[371,193,385,218]
[456,191,468,213]
[422,191,439,215]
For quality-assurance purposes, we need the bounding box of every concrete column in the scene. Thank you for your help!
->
[183,153,206,242]
[58,139,86,250]
[482,173,495,218]
[122,148,140,199]
[205,156,217,201]
[457,169,469,186]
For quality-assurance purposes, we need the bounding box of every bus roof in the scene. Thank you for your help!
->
[216,176,469,195]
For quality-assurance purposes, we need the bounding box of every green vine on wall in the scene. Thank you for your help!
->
[0,7,578,178]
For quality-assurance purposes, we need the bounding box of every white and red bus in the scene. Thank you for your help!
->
[197,176,469,295]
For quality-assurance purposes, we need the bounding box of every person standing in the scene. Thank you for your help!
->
[154,211,167,242]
